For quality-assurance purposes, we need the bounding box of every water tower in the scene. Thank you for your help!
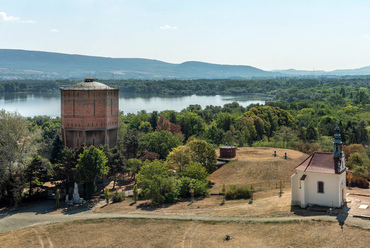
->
[60,78,119,148]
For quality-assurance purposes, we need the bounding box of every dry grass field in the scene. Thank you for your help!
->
[0,218,369,248]
[212,147,308,194]
[94,193,293,217]
[3,147,369,247]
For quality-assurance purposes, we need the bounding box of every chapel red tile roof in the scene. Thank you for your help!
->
[295,152,337,174]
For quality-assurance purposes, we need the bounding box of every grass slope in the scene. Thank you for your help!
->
[211,147,309,193]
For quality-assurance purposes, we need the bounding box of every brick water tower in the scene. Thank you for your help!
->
[60,78,119,148]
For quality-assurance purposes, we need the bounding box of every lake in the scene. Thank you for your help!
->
[0,92,267,117]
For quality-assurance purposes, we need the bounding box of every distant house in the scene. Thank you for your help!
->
[291,123,346,208]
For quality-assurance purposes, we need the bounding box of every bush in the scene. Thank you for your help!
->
[112,190,124,203]
[178,177,210,197]
[225,185,251,200]
[136,160,179,204]
[180,162,209,182]
[347,173,369,188]
[133,184,138,202]
[104,187,110,204]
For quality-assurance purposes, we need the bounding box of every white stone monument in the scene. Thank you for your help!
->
[73,182,86,204]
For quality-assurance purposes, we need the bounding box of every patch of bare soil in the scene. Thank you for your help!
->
[0,218,369,248]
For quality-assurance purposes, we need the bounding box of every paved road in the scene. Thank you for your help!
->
[0,201,369,233]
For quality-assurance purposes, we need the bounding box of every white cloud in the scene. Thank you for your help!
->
[0,11,35,23]
[50,29,60,33]
[0,12,19,22]
[160,25,178,30]
[364,34,370,39]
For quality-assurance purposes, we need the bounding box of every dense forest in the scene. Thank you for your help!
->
[2,76,370,96]
[1,76,370,206]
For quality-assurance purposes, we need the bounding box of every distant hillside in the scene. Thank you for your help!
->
[272,69,327,76]
[0,49,276,80]
[274,67,370,76]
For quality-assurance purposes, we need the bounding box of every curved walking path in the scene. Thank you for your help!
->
[1,200,369,233]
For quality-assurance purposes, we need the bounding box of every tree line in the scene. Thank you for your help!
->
[2,76,370,96]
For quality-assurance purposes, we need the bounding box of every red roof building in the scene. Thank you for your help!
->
[291,123,347,208]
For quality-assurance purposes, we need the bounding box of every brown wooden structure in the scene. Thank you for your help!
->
[219,146,236,158]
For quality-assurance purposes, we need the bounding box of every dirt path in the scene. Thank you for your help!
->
[1,201,370,234]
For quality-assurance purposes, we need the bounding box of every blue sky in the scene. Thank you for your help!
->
[1,0,370,71]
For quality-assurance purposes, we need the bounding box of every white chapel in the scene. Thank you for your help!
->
[291,123,347,208]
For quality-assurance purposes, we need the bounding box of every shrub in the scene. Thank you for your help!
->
[347,173,369,188]
[104,187,110,204]
[180,162,209,182]
[136,160,179,204]
[178,177,210,197]
[133,184,138,203]
[112,190,124,203]
[225,185,251,200]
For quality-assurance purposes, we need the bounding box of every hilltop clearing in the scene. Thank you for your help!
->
[211,147,309,195]
[95,147,309,217]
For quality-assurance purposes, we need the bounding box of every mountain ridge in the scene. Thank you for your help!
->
[0,49,369,79]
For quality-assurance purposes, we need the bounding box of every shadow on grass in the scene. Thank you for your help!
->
[135,196,207,211]
[291,203,350,228]
[58,200,97,215]
[0,200,56,216]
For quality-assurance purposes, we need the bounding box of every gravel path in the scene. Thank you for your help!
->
[1,201,369,233]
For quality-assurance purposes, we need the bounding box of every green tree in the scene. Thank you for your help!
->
[136,160,178,204]
[140,130,181,159]
[149,111,158,131]
[120,129,139,159]
[357,120,368,145]
[178,177,209,197]
[272,126,299,147]
[105,146,127,190]
[168,110,177,124]
[128,158,143,179]
[216,112,235,132]
[187,139,217,173]
[306,126,318,141]
[318,116,337,136]
[75,146,109,199]
[25,155,47,198]
[50,135,63,163]
[206,124,224,145]
[348,152,364,169]
[0,110,40,205]
[138,121,152,133]
[51,147,78,194]
[166,145,194,172]
[178,111,205,139]
[180,162,209,182]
